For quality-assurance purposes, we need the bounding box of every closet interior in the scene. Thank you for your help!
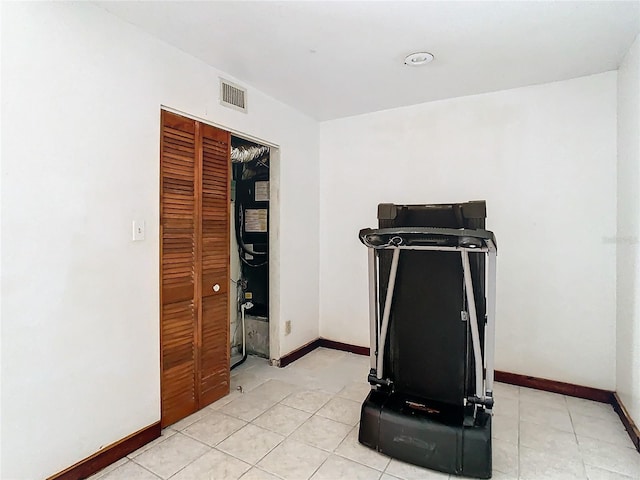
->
[230,136,271,369]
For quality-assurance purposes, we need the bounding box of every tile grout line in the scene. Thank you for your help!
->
[215,429,287,474]
[276,390,332,415]
[517,386,522,480]
[87,457,130,480]
[306,455,331,480]
[244,465,287,480]
[568,397,638,453]
[565,394,589,480]
[180,417,247,450]
[130,460,163,480]
[127,428,180,460]
[329,424,391,474]
[138,431,214,480]
[128,454,174,480]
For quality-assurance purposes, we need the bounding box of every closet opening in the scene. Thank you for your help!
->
[160,108,281,427]
[230,136,271,368]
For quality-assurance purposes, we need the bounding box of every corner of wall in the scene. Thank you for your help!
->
[615,31,640,426]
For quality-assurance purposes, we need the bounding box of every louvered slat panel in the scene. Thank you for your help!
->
[161,300,196,425]
[160,110,197,427]
[198,124,230,407]
[200,295,230,404]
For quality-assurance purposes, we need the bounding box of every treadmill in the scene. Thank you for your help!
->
[358,201,497,479]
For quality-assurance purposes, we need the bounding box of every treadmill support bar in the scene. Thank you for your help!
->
[484,245,497,406]
[368,248,379,370]
[461,250,484,401]
[376,247,400,380]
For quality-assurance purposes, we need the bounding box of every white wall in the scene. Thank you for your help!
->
[319,73,618,390]
[0,3,319,479]
[616,33,640,426]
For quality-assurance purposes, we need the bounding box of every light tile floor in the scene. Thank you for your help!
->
[90,348,639,480]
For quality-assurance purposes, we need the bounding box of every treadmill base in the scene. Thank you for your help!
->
[359,390,492,479]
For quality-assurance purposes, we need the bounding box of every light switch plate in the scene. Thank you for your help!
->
[132,220,145,241]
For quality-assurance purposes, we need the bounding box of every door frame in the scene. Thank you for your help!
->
[160,105,281,362]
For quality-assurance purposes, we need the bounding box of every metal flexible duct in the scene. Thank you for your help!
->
[231,145,270,163]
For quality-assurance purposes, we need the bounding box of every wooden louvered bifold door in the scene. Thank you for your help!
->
[199,123,231,406]
[160,111,230,427]
[160,111,197,427]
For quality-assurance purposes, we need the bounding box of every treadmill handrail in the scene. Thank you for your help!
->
[359,227,497,251]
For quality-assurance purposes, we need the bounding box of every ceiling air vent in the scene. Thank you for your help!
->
[220,79,247,113]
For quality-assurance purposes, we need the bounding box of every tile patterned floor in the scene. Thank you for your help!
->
[90,348,639,480]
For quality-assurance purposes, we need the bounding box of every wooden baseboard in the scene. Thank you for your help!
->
[47,421,161,480]
[494,371,614,403]
[318,339,369,356]
[278,338,369,367]
[612,392,640,452]
[278,338,322,367]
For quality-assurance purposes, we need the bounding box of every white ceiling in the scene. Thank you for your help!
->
[96,1,640,121]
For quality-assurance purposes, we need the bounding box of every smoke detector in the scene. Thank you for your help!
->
[404,52,434,66]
